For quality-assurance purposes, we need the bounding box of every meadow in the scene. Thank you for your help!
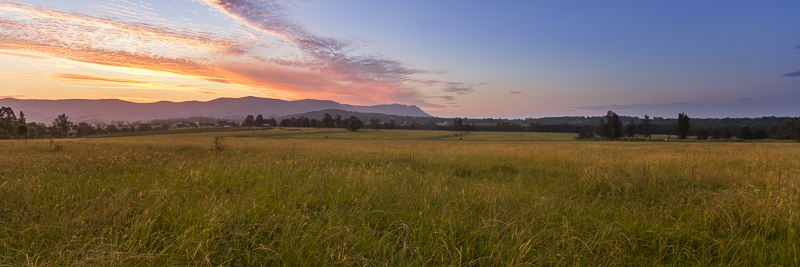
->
[1,128,799,266]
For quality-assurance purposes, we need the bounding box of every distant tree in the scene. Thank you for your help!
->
[310,118,319,128]
[753,130,767,140]
[344,116,363,132]
[577,132,595,139]
[388,119,396,129]
[18,111,25,124]
[370,118,381,131]
[453,118,463,131]
[597,111,622,140]
[138,124,152,131]
[738,127,753,140]
[322,113,335,128]
[161,124,170,131]
[721,129,732,139]
[16,124,28,139]
[279,118,291,127]
[0,106,17,138]
[638,114,651,140]
[710,129,722,139]
[625,119,637,138]
[254,114,266,127]
[77,122,96,136]
[298,116,310,127]
[242,115,255,127]
[334,114,343,128]
[676,113,690,139]
[266,118,277,127]
[696,130,709,140]
[52,113,72,137]
[776,118,800,141]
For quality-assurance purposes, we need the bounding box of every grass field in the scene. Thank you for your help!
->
[1,128,799,266]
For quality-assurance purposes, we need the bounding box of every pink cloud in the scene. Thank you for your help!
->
[509,91,523,94]
[0,0,477,108]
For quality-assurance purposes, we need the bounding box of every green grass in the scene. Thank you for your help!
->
[1,129,799,265]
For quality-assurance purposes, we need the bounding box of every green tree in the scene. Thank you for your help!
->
[676,113,690,139]
[344,116,363,132]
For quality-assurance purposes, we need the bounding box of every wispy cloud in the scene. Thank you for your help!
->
[199,0,435,101]
[50,73,149,84]
[0,0,474,107]
[782,71,800,77]
[0,95,25,99]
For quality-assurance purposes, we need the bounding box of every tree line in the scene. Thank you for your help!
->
[2,105,799,141]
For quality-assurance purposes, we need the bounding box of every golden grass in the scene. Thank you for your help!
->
[1,129,798,265]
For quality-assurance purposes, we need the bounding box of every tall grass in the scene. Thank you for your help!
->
[1,130,798,265]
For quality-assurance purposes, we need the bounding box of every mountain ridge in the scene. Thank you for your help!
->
[0,97,431,123]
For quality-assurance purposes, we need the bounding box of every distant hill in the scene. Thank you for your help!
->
[0,97,431,123]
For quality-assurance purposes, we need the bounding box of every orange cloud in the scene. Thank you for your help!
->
[0,1,468,108]
[0,95,25,99]
[50,73,149,84]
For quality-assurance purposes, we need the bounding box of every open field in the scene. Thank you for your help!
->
[1,128,799,266]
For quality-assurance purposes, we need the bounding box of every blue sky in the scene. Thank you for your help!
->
[1,0,798,118]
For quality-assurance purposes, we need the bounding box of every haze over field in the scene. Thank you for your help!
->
[1,0,799,118]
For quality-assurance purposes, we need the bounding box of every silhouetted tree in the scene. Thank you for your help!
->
[625,119,637,138]
[676,113,690,139]
[322,113,335,128]
[334,114,343,128]
[738,127,753,140]
[53,113,72,137]
[16,124,28,139]
[138,124,152,131]
[753,130,767,140]
[696,130,709,140]
[638,114,651,140]
[776,118,800,141]
[597,111,622,140]
[242,115,255,127]
[254,114,266,126]
[721,129,732,139]
[711,129,722,139]
[344,116,363,132]
[453,118,463,131]
[370,118,381,131]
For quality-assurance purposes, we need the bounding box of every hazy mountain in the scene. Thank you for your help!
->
[0,97,431,123]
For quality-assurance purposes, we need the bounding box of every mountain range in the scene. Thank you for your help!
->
[0,97,431,123]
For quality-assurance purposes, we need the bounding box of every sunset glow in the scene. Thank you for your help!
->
[1,0,799,118]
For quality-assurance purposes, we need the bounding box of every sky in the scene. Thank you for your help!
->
[1,0,798,118]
